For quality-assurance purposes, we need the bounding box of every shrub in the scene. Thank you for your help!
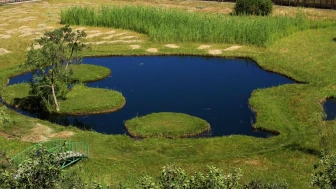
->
[243,180,289,189]
[311,153,336,188]
[140,164,242,189]
[235,0,273,16]
[0,107,11,125]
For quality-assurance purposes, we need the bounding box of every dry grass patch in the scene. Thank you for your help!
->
[120,36,136,39]
[147,48,158,53]
[224,45,242,51]
[0,131,14,139]
[197,45,211,49]
[130,45,140,49]
[21,123,75,142]
[0,48,10,55]
[105,30,115,35]
[165,44,179,48]
[0,34,12,39]
[86,32,103,39]
[208,49,222,55]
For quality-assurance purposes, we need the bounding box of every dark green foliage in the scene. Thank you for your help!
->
[235,0,273,16]
[140,164,242,189]
[311,153,336,188]
[243,180,289,189]
[60,6,333,46]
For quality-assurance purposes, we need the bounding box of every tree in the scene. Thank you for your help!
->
[25,25,87,112]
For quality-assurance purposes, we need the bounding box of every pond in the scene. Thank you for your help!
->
[7,56,295,138]
[324,98,336,120]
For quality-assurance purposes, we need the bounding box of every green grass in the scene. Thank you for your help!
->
[125,112,210,138]
[61,5,335,46]
[0,0,336,187]
[71,64,111,83]
[1,83,125,115]
[58,84,125,115]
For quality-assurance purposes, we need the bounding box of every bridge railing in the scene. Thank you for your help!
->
[10,140,89,168]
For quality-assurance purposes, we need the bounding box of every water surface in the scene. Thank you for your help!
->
[7,56,295,138]
[324,99,336,120]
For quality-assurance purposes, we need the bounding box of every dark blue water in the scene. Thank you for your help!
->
[7,56,295,137]
[324,99,336,120]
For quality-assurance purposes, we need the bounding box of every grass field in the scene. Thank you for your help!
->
[0,0,336,188]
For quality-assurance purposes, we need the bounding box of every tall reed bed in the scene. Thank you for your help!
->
[61,6,333,46]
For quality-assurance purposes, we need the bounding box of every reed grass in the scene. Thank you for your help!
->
[61,5,334,46]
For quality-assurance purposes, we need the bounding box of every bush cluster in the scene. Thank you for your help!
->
[235,0,273,16]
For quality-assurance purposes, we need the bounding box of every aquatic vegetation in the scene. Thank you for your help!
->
[61,6,334,46]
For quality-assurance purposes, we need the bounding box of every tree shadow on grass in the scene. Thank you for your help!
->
[283,143,321,157]
[333,38,336,42]
[13,96,43,112]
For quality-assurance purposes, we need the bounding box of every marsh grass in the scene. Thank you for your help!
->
[61,6,334,46]
[125,112,210,138]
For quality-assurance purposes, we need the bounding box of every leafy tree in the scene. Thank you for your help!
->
[25,25,87,112]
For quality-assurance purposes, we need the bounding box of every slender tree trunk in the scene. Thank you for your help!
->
[65,62,69,71]
[51,83,60,112]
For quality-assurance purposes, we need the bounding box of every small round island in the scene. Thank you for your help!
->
[125,112,210,138]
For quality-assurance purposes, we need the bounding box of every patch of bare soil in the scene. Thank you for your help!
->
[0,34,11,39]
[86,33,103,39]
[0,23,9,27]
[21,123,75,143]
[130,45,140,49]
[165,44,179,48]
[208,49,222,55]
[49,131,74,138]
[86,30,101,33]
[103,32,127,40]
[146,48,158,53]
[120,36,136,39]
[223,45,242,51]
[105,30,116,35]
[84,40,141,45]
[10,16,37,23]
[0,48,10,55]
[0,131,14,139]
[197,45,211,50]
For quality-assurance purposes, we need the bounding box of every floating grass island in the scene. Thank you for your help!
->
[1,83,125,115]
[71,64,111,83]
[125,112,210,138]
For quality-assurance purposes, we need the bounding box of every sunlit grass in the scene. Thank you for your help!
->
[61,5,335,46]
[125,112,210,138]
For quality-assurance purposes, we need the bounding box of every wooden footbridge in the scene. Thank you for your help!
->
[11,140,89,169]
